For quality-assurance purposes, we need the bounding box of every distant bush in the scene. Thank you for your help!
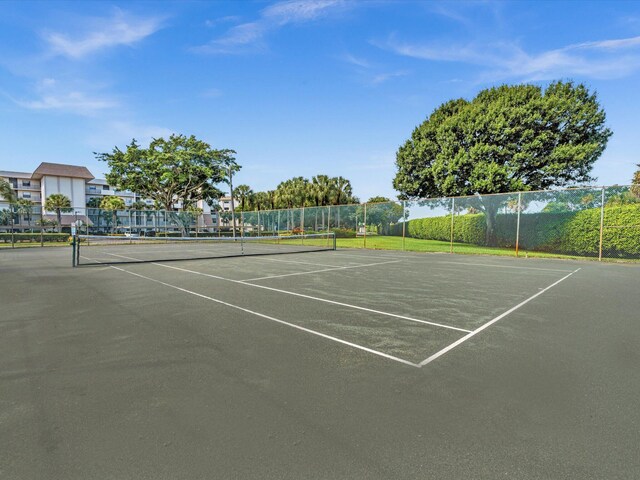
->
[331,228,356,238]
[0,233,70,243]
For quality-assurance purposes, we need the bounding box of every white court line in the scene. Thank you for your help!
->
[242,260,401,282]
[99,252,470,332]
[257,257,359,268]
[434,261,574,273]
[418,268,581,367]
[149,262,472,333]
[82,257,420,368]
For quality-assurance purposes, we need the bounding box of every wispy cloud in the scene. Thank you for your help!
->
[43,9,164,59]
[370,70,409,85]
[340,52,371,68]
[377,34,640,81]
[339,51,409,86]
[195,0,345,54]
[87,121,175,152]
[11,78,118,115]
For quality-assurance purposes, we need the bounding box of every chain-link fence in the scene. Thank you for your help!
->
[2,185,638,260]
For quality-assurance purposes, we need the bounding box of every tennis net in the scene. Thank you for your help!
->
[73,233,336,266]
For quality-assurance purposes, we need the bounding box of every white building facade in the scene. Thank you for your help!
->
[1,162,228,232]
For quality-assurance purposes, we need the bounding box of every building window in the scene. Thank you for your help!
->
[22,180,31,187]
[103,185,110,190]
[23,193,31,198]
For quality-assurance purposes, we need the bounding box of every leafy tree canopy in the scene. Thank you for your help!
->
[393,81,612,199]
[96,134,237,211]
[100,196,126,211]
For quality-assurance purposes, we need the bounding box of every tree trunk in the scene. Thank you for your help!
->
[482,197,501,247]
[56,210,62,233]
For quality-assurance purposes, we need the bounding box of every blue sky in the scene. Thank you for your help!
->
[0,0,638,201]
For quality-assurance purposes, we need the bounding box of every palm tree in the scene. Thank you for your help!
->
[311,175,334,230]
[0,209,12,226]
[44,194,72,232]
[266,190,277,210]
[86,197,102,208]
[100,196,125,233]
[233,185,254,212]
[0,179,16,203]
[15,199,34,228]
[331,176,353,205]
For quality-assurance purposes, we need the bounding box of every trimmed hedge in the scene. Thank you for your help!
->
[562,204,640,257]
[393,205,640,257]
[0,233,70,243]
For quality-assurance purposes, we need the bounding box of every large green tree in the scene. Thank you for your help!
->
[393,81,612,245]
[97,134,237,211]
[358,197,404,235]
[44,194,72,232]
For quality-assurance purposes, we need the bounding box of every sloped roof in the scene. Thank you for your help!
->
[32,162,94,180]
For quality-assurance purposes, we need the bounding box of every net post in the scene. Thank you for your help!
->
[40,208,44,246]
[515,192,522,257]
[449,197,454,254]
[598,187,605,261]
[332,232,336,250]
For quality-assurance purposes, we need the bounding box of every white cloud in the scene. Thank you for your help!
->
[87,121,175,152]
[44,9,164,59]
[340,53,371,68]
[196,0,345,54]
[17,92,116,113]
[262,0,342,25]
[370,70,409,85]
[378,33,640,81]
[12,78,118,115]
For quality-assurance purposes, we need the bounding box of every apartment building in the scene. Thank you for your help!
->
[1,162,224,231]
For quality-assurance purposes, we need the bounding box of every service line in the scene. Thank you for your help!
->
[82,257,420,368]
[418,268,581,366]
[242,259,401,282]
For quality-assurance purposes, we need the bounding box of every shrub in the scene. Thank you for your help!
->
[0,232,70,243]
[331,228,356,238]
[562,204,640,257]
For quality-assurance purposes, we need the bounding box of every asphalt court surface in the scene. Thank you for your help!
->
[1,246,639,479]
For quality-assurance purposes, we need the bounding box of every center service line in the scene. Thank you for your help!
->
[151,263,472,333]
[84,258,420,368]
[418,267,581,367]
[242,260,402,282]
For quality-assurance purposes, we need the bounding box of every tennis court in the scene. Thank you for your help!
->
[1,244,639,479]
